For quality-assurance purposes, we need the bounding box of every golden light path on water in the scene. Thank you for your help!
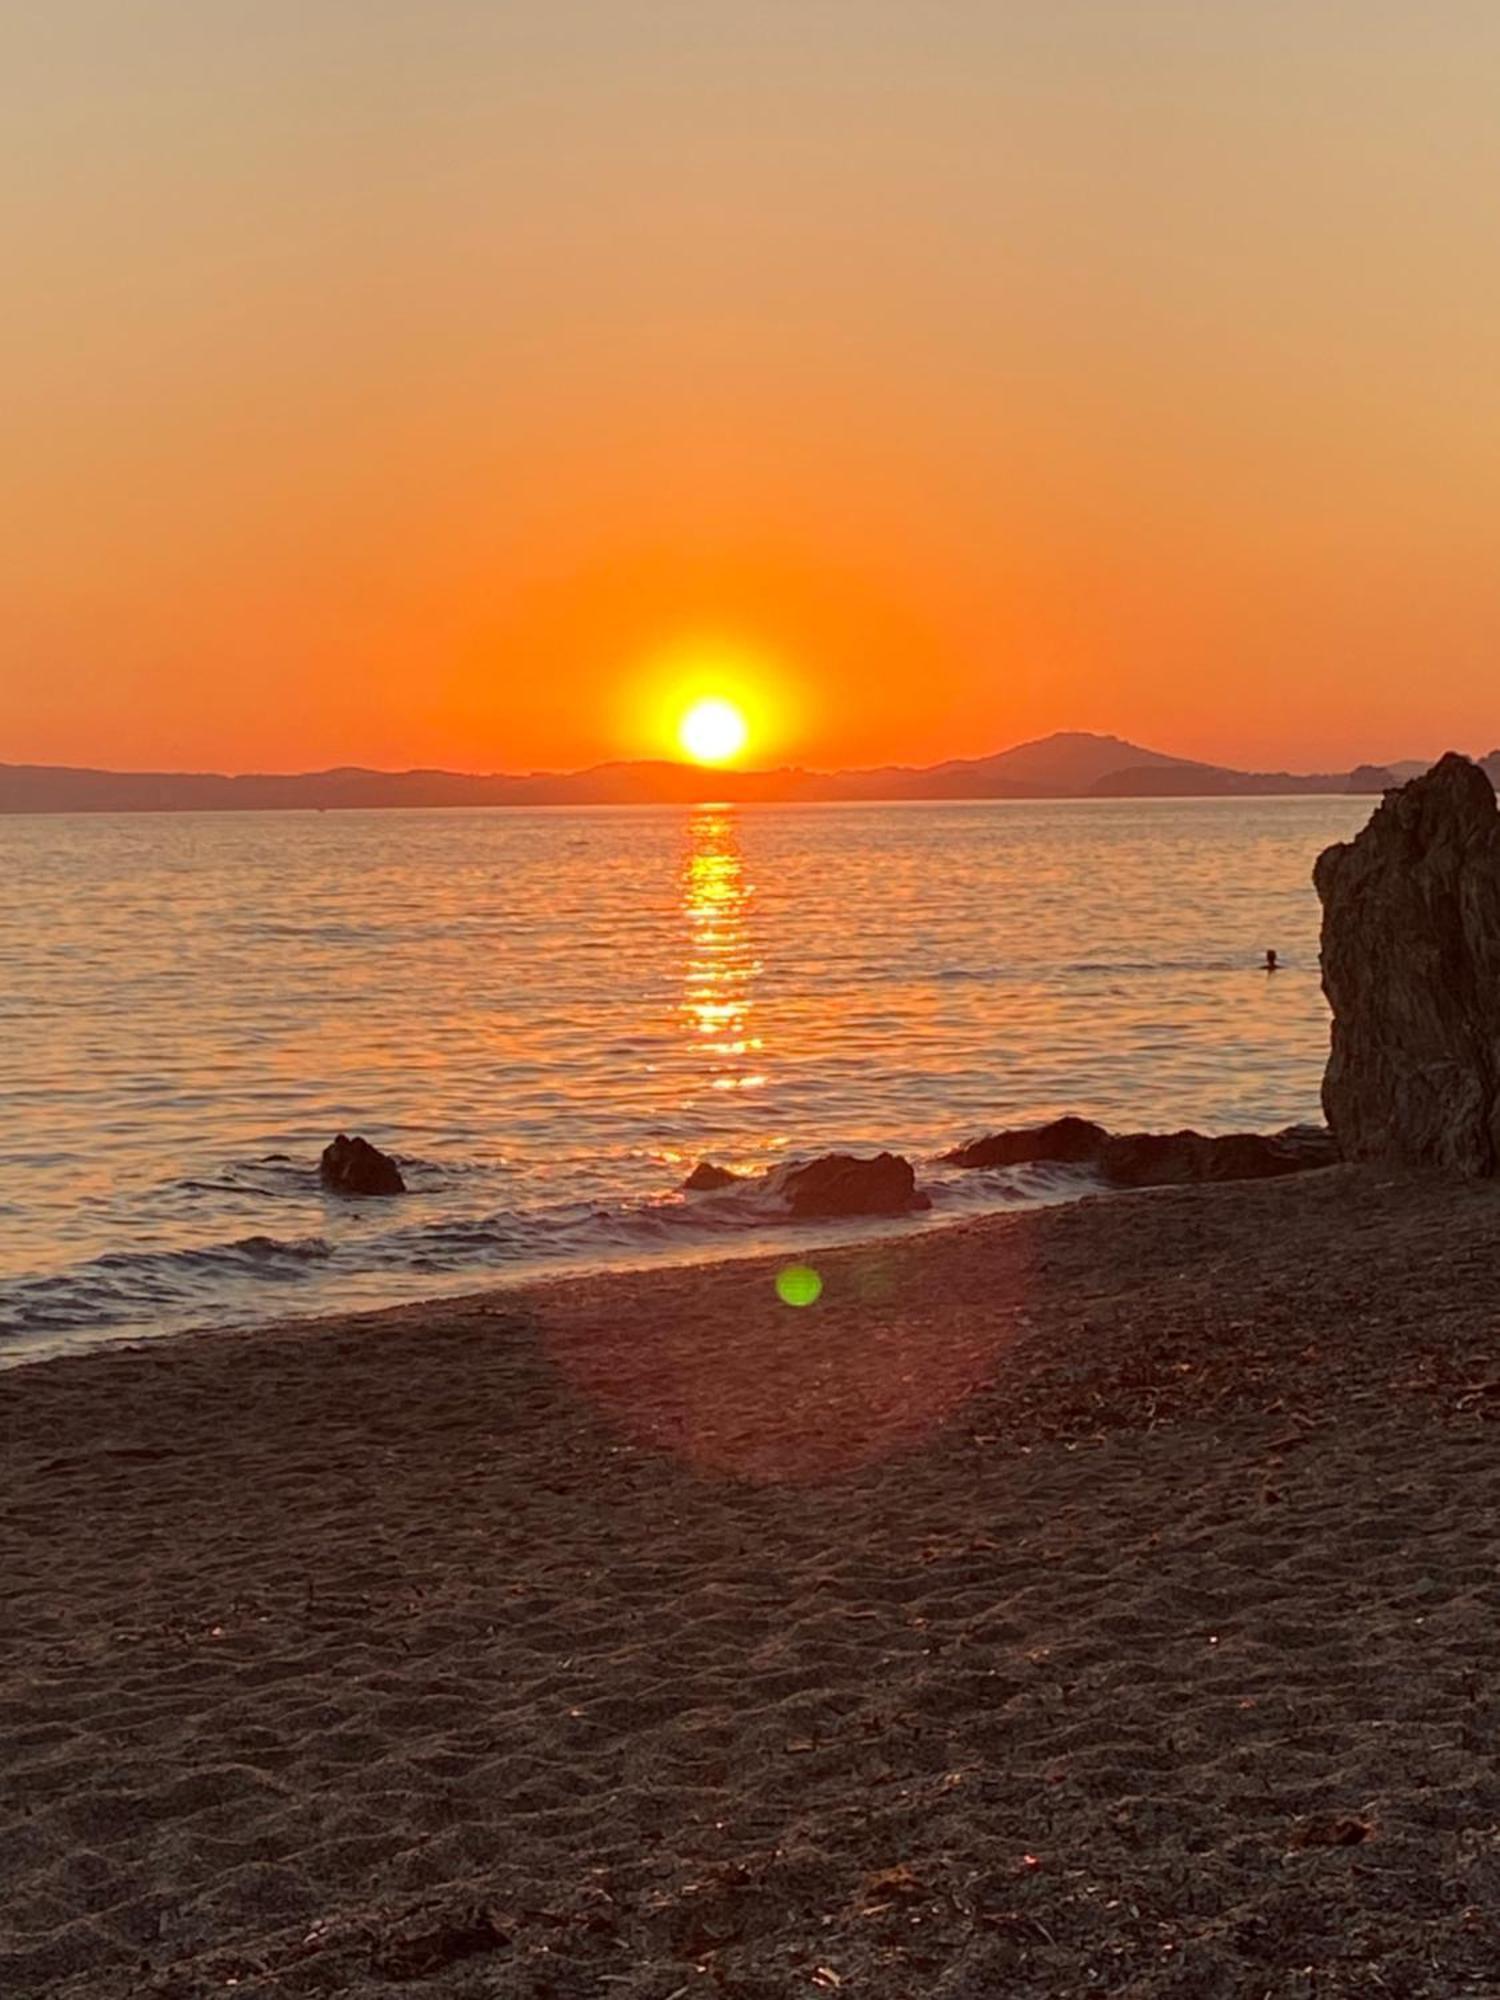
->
[546,801,1021,1484]
[681,806,766,1101]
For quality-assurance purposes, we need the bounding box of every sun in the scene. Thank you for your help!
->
[677,696,749,765]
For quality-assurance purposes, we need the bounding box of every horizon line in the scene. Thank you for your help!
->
[0,730,1459,787]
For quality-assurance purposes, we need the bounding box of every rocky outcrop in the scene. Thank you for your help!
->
[945,1120,1337,1188]
[1098,1125,1338,1187]
[766,1151,930,1218]
[1315,753,1500,1174]
[682,1161,740,1192]
[944,1117,1108,1170]
[319,1133,406,1196]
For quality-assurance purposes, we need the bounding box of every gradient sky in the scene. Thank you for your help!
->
[6,2,1500,774]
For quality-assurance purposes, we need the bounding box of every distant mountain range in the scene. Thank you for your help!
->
[2,733,1493,813]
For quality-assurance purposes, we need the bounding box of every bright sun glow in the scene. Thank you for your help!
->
[677,696,749,765]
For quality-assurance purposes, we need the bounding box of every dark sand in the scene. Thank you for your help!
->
[7,1168,1500,1997]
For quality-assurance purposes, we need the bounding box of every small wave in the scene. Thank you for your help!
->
[932,958,1241,982]
[158,1152,514,1215]
[0,1234,335,1343]
[924,1160,1106,1211]
[372,1153,512,1184]
[166,1156,321,1202]
[87,1233,333,1275]
[224,1234,333,1263]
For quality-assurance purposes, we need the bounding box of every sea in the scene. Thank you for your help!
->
[0,795,1370,1363]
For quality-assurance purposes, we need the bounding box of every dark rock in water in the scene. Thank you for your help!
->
[943,1116,1108,1170]
[1094,1130,1200,1186]
[319,1133,406,1197]
[1316,752,1500,1174]
[1098,1125,1338,1188]
[1222,1124,1340,1177]
[947,1118,1337,1188]
[682,1161,740,1192]
[767,1151,930,1218]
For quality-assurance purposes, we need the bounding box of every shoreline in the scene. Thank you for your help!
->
[4,1115,1340,1374]
[0,1163,1103,1373]
[9,1166,1500,1995]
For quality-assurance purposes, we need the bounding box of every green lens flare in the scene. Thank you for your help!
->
[776,1264,823,1307]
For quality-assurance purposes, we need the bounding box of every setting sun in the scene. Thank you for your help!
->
[678,697,750,766]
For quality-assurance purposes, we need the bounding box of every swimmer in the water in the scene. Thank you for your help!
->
[1265,948,1278,972]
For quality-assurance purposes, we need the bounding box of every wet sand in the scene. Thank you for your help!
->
[7,1167,1500,1997]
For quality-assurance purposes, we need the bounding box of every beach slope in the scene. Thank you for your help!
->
[6,1169,1500,1997]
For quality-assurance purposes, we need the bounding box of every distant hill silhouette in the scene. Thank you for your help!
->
[1,732,1489,813]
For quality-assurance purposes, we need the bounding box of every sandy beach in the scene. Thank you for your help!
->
[8,1167,1500,1997]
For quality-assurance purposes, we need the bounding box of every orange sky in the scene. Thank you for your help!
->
[6,4,1500,775]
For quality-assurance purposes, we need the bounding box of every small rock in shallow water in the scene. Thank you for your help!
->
[1098,1126,1338,1187]
[943,1116,1108,1170]
[766,1151,930,1218]
[945,1119,1337,1188]
[319,1133,406,1196]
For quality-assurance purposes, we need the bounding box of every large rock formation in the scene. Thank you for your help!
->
[319,1133,406,1196]
[1315,752,1500,1173]
[944,1120,1337,1187]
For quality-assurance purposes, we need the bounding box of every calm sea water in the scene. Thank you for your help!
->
[0,797,1368,1362]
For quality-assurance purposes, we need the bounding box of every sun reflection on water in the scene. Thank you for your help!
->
[680,806,766,1096]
